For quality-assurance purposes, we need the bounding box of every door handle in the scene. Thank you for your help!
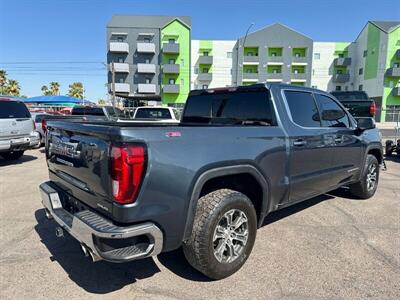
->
[293,139,306,147]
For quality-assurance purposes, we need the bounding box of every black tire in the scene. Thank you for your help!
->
[183,189,257,280]
[385,140,394,156]
[349,154,379,199]
[1,151,24,160]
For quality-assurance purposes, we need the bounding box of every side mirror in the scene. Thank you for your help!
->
[357,117,375,131]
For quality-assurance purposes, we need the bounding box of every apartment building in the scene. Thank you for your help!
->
[106,15,191,106]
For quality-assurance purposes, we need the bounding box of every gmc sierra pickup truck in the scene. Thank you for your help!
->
[40,83,383,279]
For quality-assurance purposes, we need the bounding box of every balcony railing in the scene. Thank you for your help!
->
[197,73,212,81]
[110,63,129,73]
[392,87,400,97]
[137,63,156,74]
[137,42,156,53]
[266,72,283,80]
[163,84,180,94]
[109,83,130,93]
[109,42,129,53]
[163,43,180,54]
[198,56,213,65]
[267,56,284,63]
[242,72,259,80]
[291,73,307,80]
[334,57,352,66]
[243,56,259,63]
[386,67,400,77]
[333,73,350,83]
[292,56,308,63]
[162,64,180,74]
[138,83,157,94]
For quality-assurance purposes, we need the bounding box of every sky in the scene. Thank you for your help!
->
[0,0,399,101]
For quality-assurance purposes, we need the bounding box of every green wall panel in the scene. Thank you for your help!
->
[364,23,380,80]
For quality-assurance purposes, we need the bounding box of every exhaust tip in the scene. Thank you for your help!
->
[80,244,89,257]
[88,249,101,262]
[44,209,53,220]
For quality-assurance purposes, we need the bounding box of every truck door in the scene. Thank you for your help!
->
[282,90,337,203]
[313,93,364,187]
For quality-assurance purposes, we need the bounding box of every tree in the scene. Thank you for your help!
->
[49,81,60,95]
[41,85,52,96]
[97,99,106,105]
[7,79,21,96]
[68,82,84,99]
[0,69,7,94]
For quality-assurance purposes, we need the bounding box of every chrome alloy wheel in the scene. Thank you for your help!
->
[213,209,249,263]
[366,164,377,191]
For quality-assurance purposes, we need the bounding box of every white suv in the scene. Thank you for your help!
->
[0,98,39,160]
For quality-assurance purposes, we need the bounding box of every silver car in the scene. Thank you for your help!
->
[31,112,48,146]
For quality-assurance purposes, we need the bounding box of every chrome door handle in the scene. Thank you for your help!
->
[293,139,306,147]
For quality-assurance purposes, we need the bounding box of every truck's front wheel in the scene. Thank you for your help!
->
[183,189,257,280]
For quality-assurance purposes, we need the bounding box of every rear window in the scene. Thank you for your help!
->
[71,107,105,116]
[182,90,276,125]
[135,108,172,119]
[0,101,31,119]
[331,91,368,101]
[34,114,47,122]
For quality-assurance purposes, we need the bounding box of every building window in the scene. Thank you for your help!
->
[359,68,363,75]
[312,85,317,89]
[118,78,124,83]
[181,79,184,86]
[202,68,209,73]
[338,53,344,58]
[385,105,400,122]
[295,53,300,58]
[168,38,175,44]
[180,59,184,66]
[145,59,150,64]
[203,51,209,56]
[294,69,299,74]
[202,84,208,89]
[271,52,276,57]
[312,69,315,75]
[345,86,349,91]
[394,62,400,68]
[169,58,175,64]
[144,38,150,43]
[117,57,123,63]
[117,37,123,42]
[363,50,367,57]
[358,84,363,91]
[335,86,341,91]
[389,81,394,88]
[337,69,343,75]
[314,53,320,60]
[247,52,253,56]
[194,67,198,74]
[227,52,232,58]
[146,78,151,84]
[169,79,175,84]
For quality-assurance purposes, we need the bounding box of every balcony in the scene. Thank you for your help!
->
[386,67,400,77]
[291,56,308,63]
[137,63,156,74]
[162,64,180,74]
[243,56,259,64]
[109,83,130,93]
[396,49,400,59]
[242,72,259,80]
[266,72,283,80]
[109,42,129,53]
[138,83,157,94]
[198,56,213,65]
[392,87,400,97]
[291,73,307,80]
[267,56,284,63]
[163,43,180,54]
[110,63,129,73]
[163,84,180,94]
[334,57,352,66]
[333,73,350,83]
[137,42,156,53]
[197,72,212,81]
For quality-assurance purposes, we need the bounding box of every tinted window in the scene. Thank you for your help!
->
[34,114,47,122]
[182,90,275,125]
[105,107,124,118]
[330,91,368,101]
[135,108,172,119]
[284,91,320,127]
[0,101,31,118]
[315,94,350,128]
[71,107,105,116]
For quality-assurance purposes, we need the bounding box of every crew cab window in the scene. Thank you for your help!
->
[135,108,172,119]
[314,94,350,128]
[0,101,31,118]
[182,89,276,125]
[284,91,320,127]
[71,107,105,116]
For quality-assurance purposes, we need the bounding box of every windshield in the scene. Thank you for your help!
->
[0,101,31,118]
[135,108,172,119]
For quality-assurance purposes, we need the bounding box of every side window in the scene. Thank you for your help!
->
[314,94,349,128]
[284,91,321,127]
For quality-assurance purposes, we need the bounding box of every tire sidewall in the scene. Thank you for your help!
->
[362,155,379,197]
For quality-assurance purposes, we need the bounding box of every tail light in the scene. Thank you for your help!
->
[111,144,146,204]
[41,119,47,133]
[369,102,376,116]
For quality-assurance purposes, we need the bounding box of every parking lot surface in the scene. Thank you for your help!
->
[0,149,399,300]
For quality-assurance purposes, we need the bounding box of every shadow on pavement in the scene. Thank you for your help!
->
[384,155,400,163]
[0,154,37,167]
[34,209,161,294]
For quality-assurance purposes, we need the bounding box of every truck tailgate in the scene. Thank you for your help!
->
[46,121,118,216]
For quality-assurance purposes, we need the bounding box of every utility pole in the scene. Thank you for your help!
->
[235,22,255,86]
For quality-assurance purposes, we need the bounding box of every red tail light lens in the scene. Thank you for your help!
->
[41,119,47,133]
[370,102,376,116]
[111,144,146,204]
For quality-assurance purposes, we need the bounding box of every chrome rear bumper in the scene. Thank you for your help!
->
[39,182,163,262]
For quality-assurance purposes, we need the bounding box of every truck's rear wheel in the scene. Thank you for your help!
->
[183,189,257,280]
[1,151,24,160]
[349,154,379,199]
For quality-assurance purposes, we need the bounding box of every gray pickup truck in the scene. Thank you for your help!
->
[40,83,383,279]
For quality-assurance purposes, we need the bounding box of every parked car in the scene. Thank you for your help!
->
[40,83,383,279]
[330,91,376,119]
[132,106,180,122]
[71,105,125,119]
[31,112,48,146]
[0,98,38,160]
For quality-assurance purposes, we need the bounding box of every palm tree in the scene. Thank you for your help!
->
[7,79,21,96]
[41,85,52,96]
[68,82,84,99]
[49,81,60,95]
[0,69,7,94]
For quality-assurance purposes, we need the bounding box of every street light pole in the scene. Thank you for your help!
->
[236,22,255,86]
